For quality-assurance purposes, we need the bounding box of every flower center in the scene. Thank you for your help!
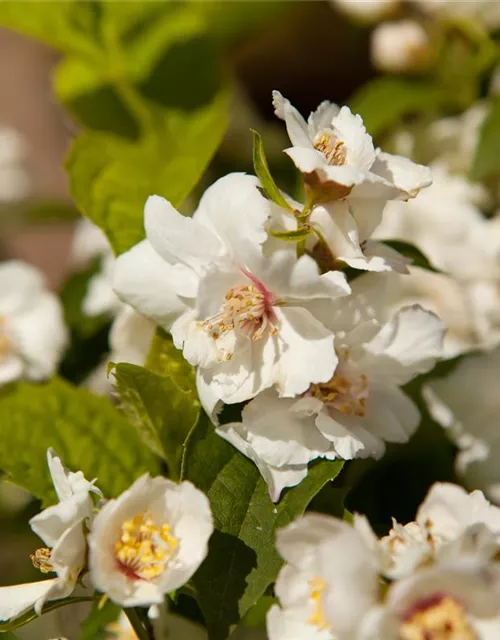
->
[308,576,330,630]
[31,547,54,574]
[114,512,178,581]
[308,352,369,417]
[400,594,476,640]
[313,130,346,166]
[203,274,278,343]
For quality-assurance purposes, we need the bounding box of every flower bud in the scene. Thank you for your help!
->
[371,20,431,74]
[330,0,401,24]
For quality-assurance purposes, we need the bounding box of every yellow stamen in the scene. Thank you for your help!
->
[308,576,330,630]
[313,131,346,166]
[31,547,54,574]
[400,595,476,640]
[115,512,178,581]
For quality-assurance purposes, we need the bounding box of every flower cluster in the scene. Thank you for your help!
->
[113,94,443,501]
[268,482,500,639]
[0,451,213,621]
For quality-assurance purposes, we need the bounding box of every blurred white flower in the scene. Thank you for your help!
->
[0,450,100,622]
[114,173,350,406]
[215,275,445,501]
[0,127,30,203]
[363,556,500,639]
[71,218,110,271]
[267,514,379,640]
[88,474,212,607]
[412,0,500,31]
[371,20,431,74]
[0,261,68,386]
[424,348,500,505]
[330,0,401,24]
[380,482,500,579]
[272,91,431,208]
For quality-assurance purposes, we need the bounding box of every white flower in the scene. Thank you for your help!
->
[0,450,100,621]
[0,126,30,203]
[71,218,111,271]
[0,261,68,386]
[371,20,431,74]
[363,556,500,639]
[272,91,431,206]
[215,274,445,501]
[424,348,500,505]
[114,173,350,406]
[88,474,213,607]
[380,482,500,579]
[267,513,379,640]
[330,0,401,23]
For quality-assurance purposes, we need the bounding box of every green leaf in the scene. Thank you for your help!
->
[382,240,441,273]
[252,129,296,213]
[269,226,312,242]
[470,99,500,181]
[183,419,343,640]
[0,597,95,633]
[145,329,197,391]
[350,78,444,138]
[0,378,159,505]
[78,598,121,640]
[66,87,228,255]
[113,361,200,479]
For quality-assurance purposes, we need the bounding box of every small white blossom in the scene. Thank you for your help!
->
[114,173,350,406]
[267,514,379,640]
[0,450,101,621]
[425,348,500,505]
[88,474,213,607]
[380,482,500,579]
[371,20,431,74]
[272,91,431,207]
[215,274,445,501]
[0,261,68,386]
[330,0,401,23]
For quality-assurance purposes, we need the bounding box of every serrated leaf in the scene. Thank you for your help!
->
[183,418,343,640]
[66,86,228,255]
[382,239,441,273]
[350,78,444,138]
[113,362,200,479]
[0,596,95,633]
[269,226,311,242]
[252,130,296,213]
[78,598,121,640]
[470,99,500,181]
[0,378,159,505]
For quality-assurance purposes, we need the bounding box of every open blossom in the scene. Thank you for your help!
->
[371,20,431,74]
[267,514,379,640]
[0,450,101,621]
[379,482,500,579]
[114,173,350,406]
[424,348,500,505]
[272,91,431,206]
[88,474,213,607]
[215,274,445,501]
[0,261,68,386]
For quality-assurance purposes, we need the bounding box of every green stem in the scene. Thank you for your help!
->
[124,608,156,640]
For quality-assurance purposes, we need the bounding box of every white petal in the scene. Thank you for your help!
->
[30,490,92,548]
[11,292,68,381]
[0,261,45,316]
[307,101,340,138]
[363,383,420,444]
[285,147,366,187]
[371,150,432,198]
[272,91,314,148]
[0,580,58,621]
[315,410,384,459]
[361,240,410,274]
[310,201,364,264]
[267,604,331,640]
[109,305,155,366]
[348,197,387,241]
[274,306,337,397]
[0,355,23,386]
[71,218,110,268]
[361,305,446,385]
[144,195,221,273]
[331,106,376,171]
[113,240,190,331]
[193,173,270,255]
